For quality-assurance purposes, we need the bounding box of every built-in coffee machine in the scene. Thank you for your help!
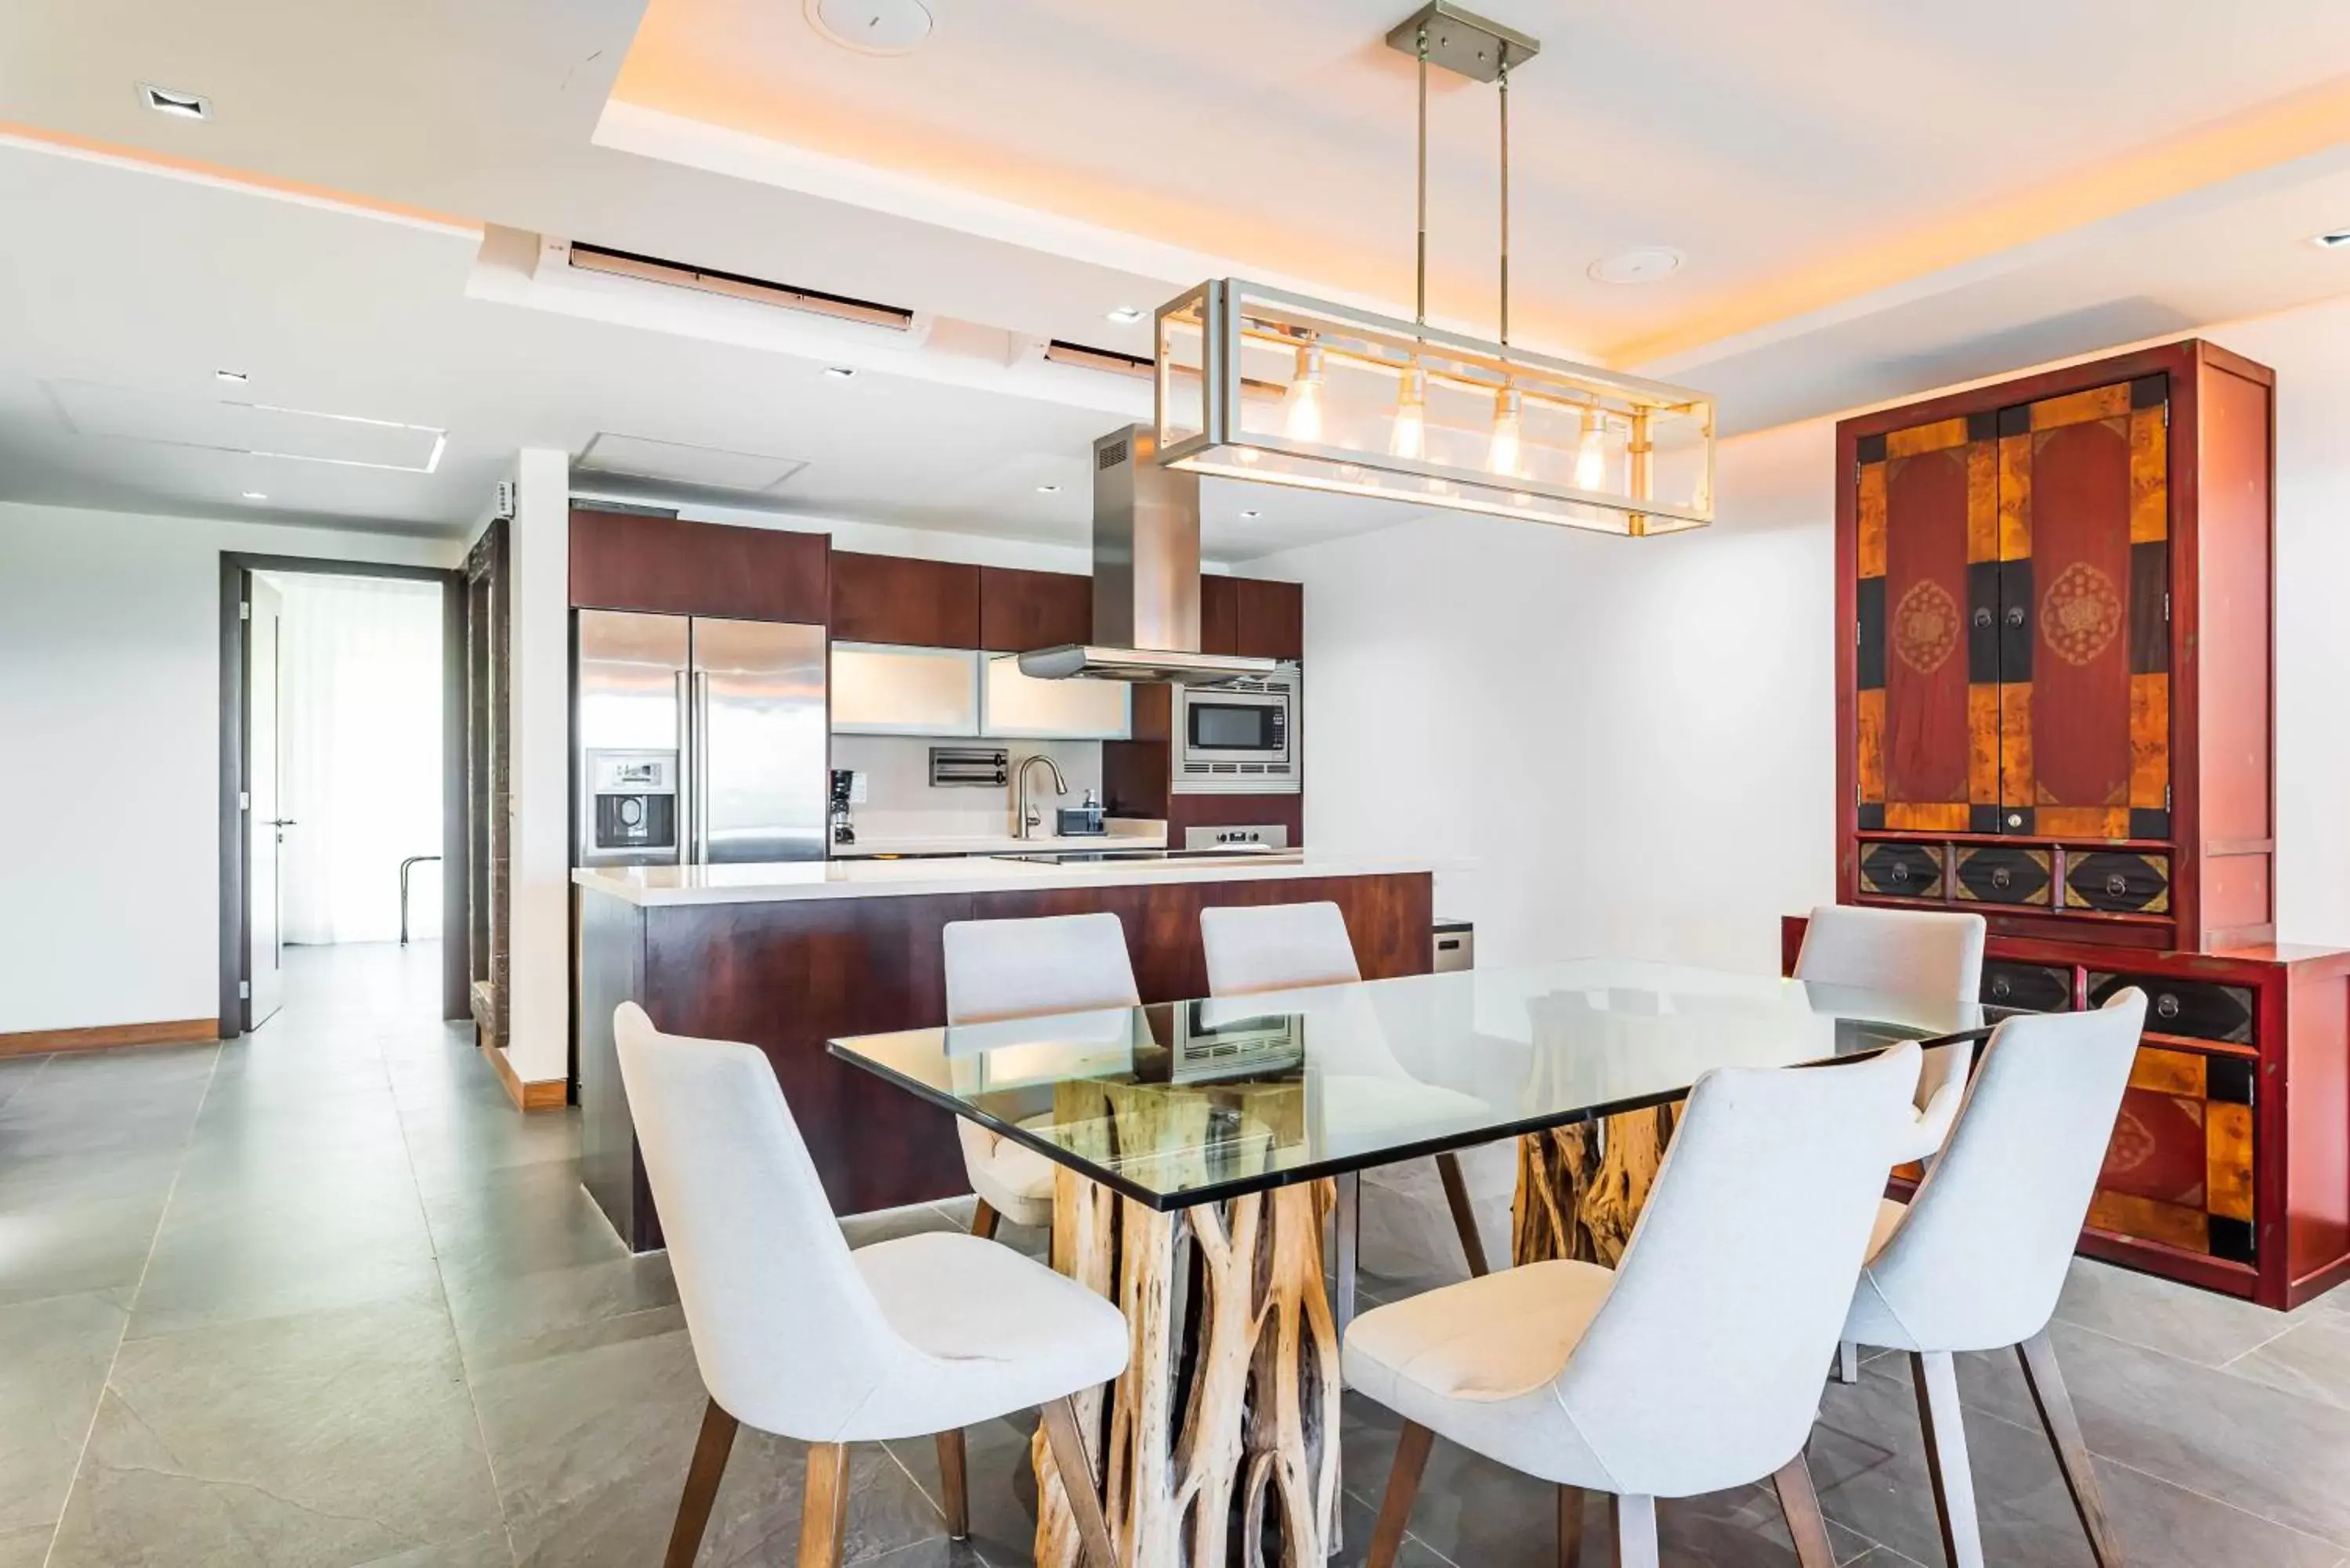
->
[581,749,678,867]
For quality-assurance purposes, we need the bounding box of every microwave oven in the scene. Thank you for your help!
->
[1172,665,1298,794]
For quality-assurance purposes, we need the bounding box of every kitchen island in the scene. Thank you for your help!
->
[573,854,1434,1249]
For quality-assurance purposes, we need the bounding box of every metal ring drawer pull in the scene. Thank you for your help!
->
[2106,873,2130,897]
[1990,977,2013,999]
[2157,993,2182,1021]
[1991,866,2012,890]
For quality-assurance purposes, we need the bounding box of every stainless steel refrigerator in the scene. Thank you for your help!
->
[575,610,827,866]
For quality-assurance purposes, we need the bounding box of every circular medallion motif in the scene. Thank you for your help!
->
[2041,561,2124,667]
[1892,580,1960,675]
[2106,1107,2153,1176]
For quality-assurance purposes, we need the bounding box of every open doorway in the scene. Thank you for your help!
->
[219,554,467,1035]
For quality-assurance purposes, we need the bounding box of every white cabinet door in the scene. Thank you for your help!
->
[980,652,1132,740]
[830,643,982,735]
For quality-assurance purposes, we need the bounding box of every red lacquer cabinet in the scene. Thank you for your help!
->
[1819,341,2350,1310]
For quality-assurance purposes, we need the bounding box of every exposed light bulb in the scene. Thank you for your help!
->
[1282,345,1325,442]
[1487,388,1523,477]
[1389,367,1426,461]
[1574,409,1608,492]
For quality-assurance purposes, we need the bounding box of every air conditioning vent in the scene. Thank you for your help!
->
[565,242,914,333]
[1098,439,1130,471]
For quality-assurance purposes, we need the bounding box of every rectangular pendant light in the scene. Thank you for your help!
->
[1154,280,1716,537]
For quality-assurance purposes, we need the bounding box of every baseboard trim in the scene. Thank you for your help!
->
[0,1017,221,1058]
[483,1035,566,1113]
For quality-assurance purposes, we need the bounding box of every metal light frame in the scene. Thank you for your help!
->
[1152,2,1717,538]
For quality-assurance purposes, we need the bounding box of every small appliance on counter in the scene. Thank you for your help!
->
[1434,917,1474,973]
[1057,789,1106,837]
[829,768,859,847]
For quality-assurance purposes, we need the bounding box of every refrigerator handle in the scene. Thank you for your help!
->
[692,670,712,864]
[674,667,694,865]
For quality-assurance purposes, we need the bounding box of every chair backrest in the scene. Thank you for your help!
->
[1794,905,1985,999]
[1202,901,1362,996]
[1556,1042,1922,1498]
[614,1003,908,1440]
[1796,904,1987,1130]
[1849,989,2147,1352]
[942,912,1141,1026]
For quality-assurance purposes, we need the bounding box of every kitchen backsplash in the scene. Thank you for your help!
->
[830,735,1107,841]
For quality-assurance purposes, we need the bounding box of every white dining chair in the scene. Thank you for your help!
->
[1346,1042,1925,1568]
[1201,901,1495,1284]
[1842,988,2146,1568]
[614,1003,1128,1568]
[1796,904,1986,1382]
[942,911,1141,1240]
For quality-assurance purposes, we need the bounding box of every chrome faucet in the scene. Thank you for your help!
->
[1016,753,1069,840]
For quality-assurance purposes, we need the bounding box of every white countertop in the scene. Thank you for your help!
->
[574,853,1434,907]
[829,829,1165,858]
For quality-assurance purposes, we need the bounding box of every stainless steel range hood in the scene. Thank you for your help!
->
[1018,425,1278,685]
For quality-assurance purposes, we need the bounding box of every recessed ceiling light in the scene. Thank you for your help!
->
[1105,305,1144,324]
[240,490,269,501]
[2312,230,2350,250]
[215,369,249,385]
[1036,483,1061,493]
[1589,246,1685,285]
[805,0,933,56]
[1240,509,1261,518]
[139,82,211,121]
[822,366,856,379]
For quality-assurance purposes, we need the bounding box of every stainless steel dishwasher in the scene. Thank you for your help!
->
[1433,917,1474,973]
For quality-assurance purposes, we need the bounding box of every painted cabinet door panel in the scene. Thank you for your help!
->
[1995,378,2170,840]
[1854,417,1994,833]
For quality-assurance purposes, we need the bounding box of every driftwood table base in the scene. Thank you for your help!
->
[1511,1104,1682,1266]
[1035,1084,1340,1568]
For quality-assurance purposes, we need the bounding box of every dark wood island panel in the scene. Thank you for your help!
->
[579,871,1434,1252]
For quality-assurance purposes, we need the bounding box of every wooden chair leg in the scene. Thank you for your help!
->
[1770,1453,1837,1568]
[2018,1330,2125,1566]
[1834,1339,1860,1384]
[1040,1396,1119,1568]
[1556,1483,1586,1568]
[1910,1350,1986,1568]
[934,1429,969,1540]
[1366,1420,1434,1568]
[1612,1494,1659,1568]
[970,1198,1001,1241]
[1434,1151,1491,1277]
[797,1441,852,1568]
[663,1397,739,1568]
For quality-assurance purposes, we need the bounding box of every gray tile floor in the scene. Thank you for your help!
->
[5,943,2348,1566]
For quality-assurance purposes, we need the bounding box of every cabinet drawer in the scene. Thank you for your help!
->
[1858,841,1944,901]
[1982,961,2073,1013]
[2063,849,2171,915]
[2088,1042,2256,1266]
[1954,845,2053,907]
[2087,971,2255,1045]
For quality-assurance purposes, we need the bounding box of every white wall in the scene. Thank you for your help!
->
[503,450,573,1084]
[1258,292,2350,972]
[0,500,457,1035]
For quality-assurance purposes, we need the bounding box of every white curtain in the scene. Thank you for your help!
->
[276,573,443,945]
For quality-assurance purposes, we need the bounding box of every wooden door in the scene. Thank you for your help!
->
[1994,378,2169,841]
[1854,414,1997,833]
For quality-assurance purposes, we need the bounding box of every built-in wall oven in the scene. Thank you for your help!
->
[1172,664,1299,794]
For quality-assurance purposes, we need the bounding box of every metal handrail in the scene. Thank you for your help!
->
[399,854,440,945]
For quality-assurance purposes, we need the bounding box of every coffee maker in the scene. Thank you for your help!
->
[829,768,857,848]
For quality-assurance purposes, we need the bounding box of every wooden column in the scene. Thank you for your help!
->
[1511,1105,1679,1267]
[1035,1080,1340,1567]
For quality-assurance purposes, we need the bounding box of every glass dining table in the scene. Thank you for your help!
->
[830,959,1987,1568]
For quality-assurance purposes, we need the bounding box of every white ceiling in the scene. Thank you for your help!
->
[0,0,2347,556]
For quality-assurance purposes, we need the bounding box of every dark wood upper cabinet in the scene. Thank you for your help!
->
[1199,575,1240,656]
[829,551,981,648]
[569,510,829,623]
[978,566,1090,650]
[1235,578,1303,661]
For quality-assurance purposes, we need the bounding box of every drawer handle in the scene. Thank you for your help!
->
[2156,993,2181,1021]
[1973,607,1994,629]
[1991,866,2012,890]
[2006,605,2027,628]
[1990,976,2013,999]
[1890,864,1911,884]
[2106,872,2130,897]
[2006,812,2024,829]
